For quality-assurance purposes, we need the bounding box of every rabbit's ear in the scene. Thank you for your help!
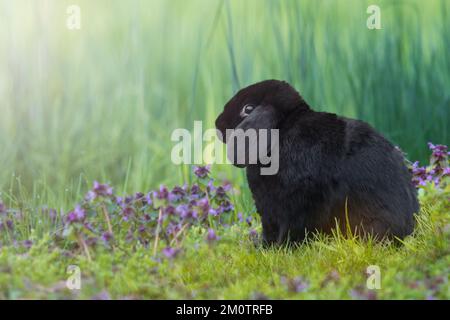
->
[235,105,279,132]
[226,105,280,167]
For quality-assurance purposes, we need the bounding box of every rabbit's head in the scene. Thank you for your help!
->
[215,80,309,169]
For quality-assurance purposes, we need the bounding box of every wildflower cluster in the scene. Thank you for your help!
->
[0,202,14,234]
[58,165,235,259]
[409,143,449,188]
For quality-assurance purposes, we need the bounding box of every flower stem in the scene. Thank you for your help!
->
[78,234,91,262]
[153,208,163,256]
[170,223,190,246]
[101,204,113,235]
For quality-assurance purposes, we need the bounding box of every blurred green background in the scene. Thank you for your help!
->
[0,0,449,207]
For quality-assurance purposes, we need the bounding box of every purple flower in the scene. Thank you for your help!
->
[246,216,253,226]
[208,207,220,216]
[96,181,113,197]
[164,205,176,216]
[0,202,6,215]
[115,196,124,207]
[206,228,220,242]
[134,192,145,200]
[410,161,426,175]
[410,161,428,187]
[85,181,113,201]
[207,180,216,193]
[0,219,14,231]
[180,208,197,220]
[155,185,169,200]
[193,165,211,178]
[410,144,449,188]
[121,206,135,221]
[168,186,185,202]
[222,181,232,191]
[220,200,234,212]
[115,195,135,207]
[85,190,96,202]
[237,212,244,222]
[428,143,449,165]
[22,240,33,249]
[162,246,180,259]
[215,186,227,199]
[443,167,450,177]
[145,192,153,206]
[66,211,77,223]
[48,208,57,221]
[175,203,197,220]
[281,276,309,293]
[94,181,113,196]
[66,206,86,224]
[189,184,202,199]
[166,222,182,236]
[175,204,189,216]
[428,142,448,153]
[249,229,258,238]
[197,198,210,215]
[101,232,113,243]
[323,270,341,284]
[74,206,86,220]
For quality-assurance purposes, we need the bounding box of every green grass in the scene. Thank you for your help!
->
[0,0,449,299]
[0,183,448,299]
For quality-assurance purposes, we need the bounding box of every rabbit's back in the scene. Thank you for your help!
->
[247,111,418,243]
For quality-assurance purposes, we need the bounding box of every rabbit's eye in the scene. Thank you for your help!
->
[241,104,255,117]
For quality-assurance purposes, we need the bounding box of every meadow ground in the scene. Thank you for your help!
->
[0,0,449,299]
[0,156,449,299]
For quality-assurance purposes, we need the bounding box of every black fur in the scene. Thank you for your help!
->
[215,80,419,245]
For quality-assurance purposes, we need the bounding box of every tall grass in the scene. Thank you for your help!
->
[0,0,449,207]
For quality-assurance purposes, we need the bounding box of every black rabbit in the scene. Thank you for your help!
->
[215,80,419,245]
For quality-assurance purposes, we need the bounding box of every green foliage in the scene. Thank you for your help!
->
[0,181,448,299]
[0,0,449,200]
